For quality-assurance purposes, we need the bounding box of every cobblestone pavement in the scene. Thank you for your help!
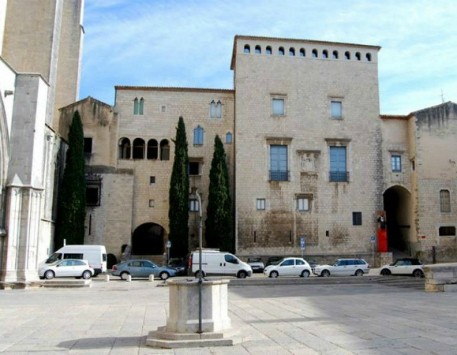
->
[0,277,456,354]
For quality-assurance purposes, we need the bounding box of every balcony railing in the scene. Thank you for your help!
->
[329,171,349,182]
[269,170,289,181]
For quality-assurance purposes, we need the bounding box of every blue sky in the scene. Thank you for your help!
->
[80,0,456,115]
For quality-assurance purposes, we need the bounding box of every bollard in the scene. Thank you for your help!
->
[149,274,154,282]
[105,274,110,282]
[127,274,132,282]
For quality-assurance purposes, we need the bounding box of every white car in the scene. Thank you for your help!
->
[39,259,94,280]
[314,258,369,277]
[263,257,312,278]
[380,258,424,278]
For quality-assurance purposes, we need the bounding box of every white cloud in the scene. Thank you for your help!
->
[80,0,457,113]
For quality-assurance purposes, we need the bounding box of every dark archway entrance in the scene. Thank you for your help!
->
[383,186,411,254]
[131,223,165,255]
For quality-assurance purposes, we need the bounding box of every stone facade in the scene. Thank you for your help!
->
[66,37,456,265]
[0,0,83,284]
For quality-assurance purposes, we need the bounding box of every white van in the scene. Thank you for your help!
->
[189,249,252,278]
[44,245,107,275]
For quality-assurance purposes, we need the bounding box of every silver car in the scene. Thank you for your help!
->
[314,258,369,277]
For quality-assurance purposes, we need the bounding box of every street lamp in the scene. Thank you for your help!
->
[191,187,203,334]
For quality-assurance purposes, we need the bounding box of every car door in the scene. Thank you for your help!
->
[127,261,143,277]
[277,258,295,276]
[392,259,409,275]
[141,261,156,277]
[56,260,72,277]
[222,254,240,276]
[332,260,345,276]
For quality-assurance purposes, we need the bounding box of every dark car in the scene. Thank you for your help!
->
[167,258,187,276]
[380,258,424,278]
[247,257,265,273]
[266,256,283,267]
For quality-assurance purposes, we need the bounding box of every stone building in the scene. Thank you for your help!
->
[61,36,456,265]
[0,0,84,284]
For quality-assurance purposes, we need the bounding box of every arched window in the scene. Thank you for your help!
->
[210,100,222,118]
[440,189,451,212]
[355,52,361,61]
[312,49,318,58]
[345,51,351,60]
[147,139,158,160]
[193,126,204,145]
[160,140,170,160]
[278,47,285,55]
[299,48,305,57]
[332,50,338,59]
[133,98,144,115]
[139,98,144,115]
[322,50,328,58]
[133,98,139,115]
[266,46,272,55]
[366,53,372,62]
[244,44,250,53]
[289,48,295,56]
[119,138,131,159]
[225,132,233,144]
[132,138,145,159]
[255,45,261,54]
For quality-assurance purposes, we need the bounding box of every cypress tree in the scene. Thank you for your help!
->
[205,135,233,252]
[55,111,86,248]
[168,116,189,258]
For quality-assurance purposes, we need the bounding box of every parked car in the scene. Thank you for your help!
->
[265,256,283,267]
[263,257,312,278]
[314,258,369,277]
[189,250,252,278]
[38,259,94,280]
[167,258,187,276]
[247,257,265,273]
[380,258,424,278]
[112,259,176,280]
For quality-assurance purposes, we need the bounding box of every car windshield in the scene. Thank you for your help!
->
[46,253,61,264]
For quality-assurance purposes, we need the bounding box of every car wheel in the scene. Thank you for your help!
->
[120,272,130,280]
[238,271,247,279]
[355,269,364,276]
[44,270,55,280]
[380,268,391,276]
[81,270,92,279]
[413,269,424,278]
[159,272,169,280]
[301,270,310,278]
[270,271,279,278]
[194,270,205,278]
[321,270,330,277]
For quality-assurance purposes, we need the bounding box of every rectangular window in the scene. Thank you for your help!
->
[86,185,101,206]
[329,146,348,182]
[270,145,288,181]
[391,155,402,172]
[440,190,451,212]
[84,138,93,154]
[189,198,200,212]
[256,198,266,210]
[193,126,204,145]
[439,226,455,236]
[189,162,200,176]
[272,98,285,116]
[150,176,156,185]
[352,212,362,225]
[331,100,342,119]
[297,197,309,211]
[149,199,154,208]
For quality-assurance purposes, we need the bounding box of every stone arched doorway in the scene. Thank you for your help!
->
[131,223,165,255]
[383,185,412,254]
